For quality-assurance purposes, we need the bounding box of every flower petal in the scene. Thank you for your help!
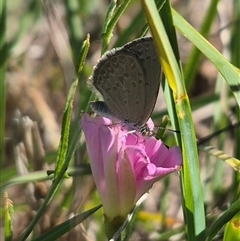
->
[81,114,118,208]
[81,113,183,222]
[117,147,136,217]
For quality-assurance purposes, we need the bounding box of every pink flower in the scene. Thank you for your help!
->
[81,113,182,221]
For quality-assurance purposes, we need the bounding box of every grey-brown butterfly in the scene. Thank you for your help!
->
[89,37,162,134]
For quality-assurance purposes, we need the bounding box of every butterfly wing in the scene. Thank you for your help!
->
[90,49,146,124]
[124,37,161,127]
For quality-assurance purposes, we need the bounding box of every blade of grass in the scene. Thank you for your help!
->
[172,9,240,107]
[31,205,102,241]
[0,165,91,192]
[223,210,240,241]
[141,1,206,240]
[0,170,52,192]
[76,33,90,76]
[53,80,78,179]
[211,76,229,192]
[19,78,78,241]
[184,0,220,91]
[19,35,90,241]
[142,1,183,93]
[101,0,131,54]
[206,197,240,241]
[231,0,240,169]
[102,0,117,38]
[114,6,147,47]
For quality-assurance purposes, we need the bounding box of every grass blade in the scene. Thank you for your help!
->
[141,1,206,239]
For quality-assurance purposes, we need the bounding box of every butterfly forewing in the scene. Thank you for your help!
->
[91,50,146,124]
[89,37,161,132]
[123,37,161,127]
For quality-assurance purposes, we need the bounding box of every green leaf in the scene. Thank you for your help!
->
[54,79,78,179]
[172,9,240,107]
[141,1,206,240]
[19,35,90,241]
[31,205,102,241]
[183,0,220,91]
[223,211,240,241]
[101,0,132,54]
[206,198,240,241]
